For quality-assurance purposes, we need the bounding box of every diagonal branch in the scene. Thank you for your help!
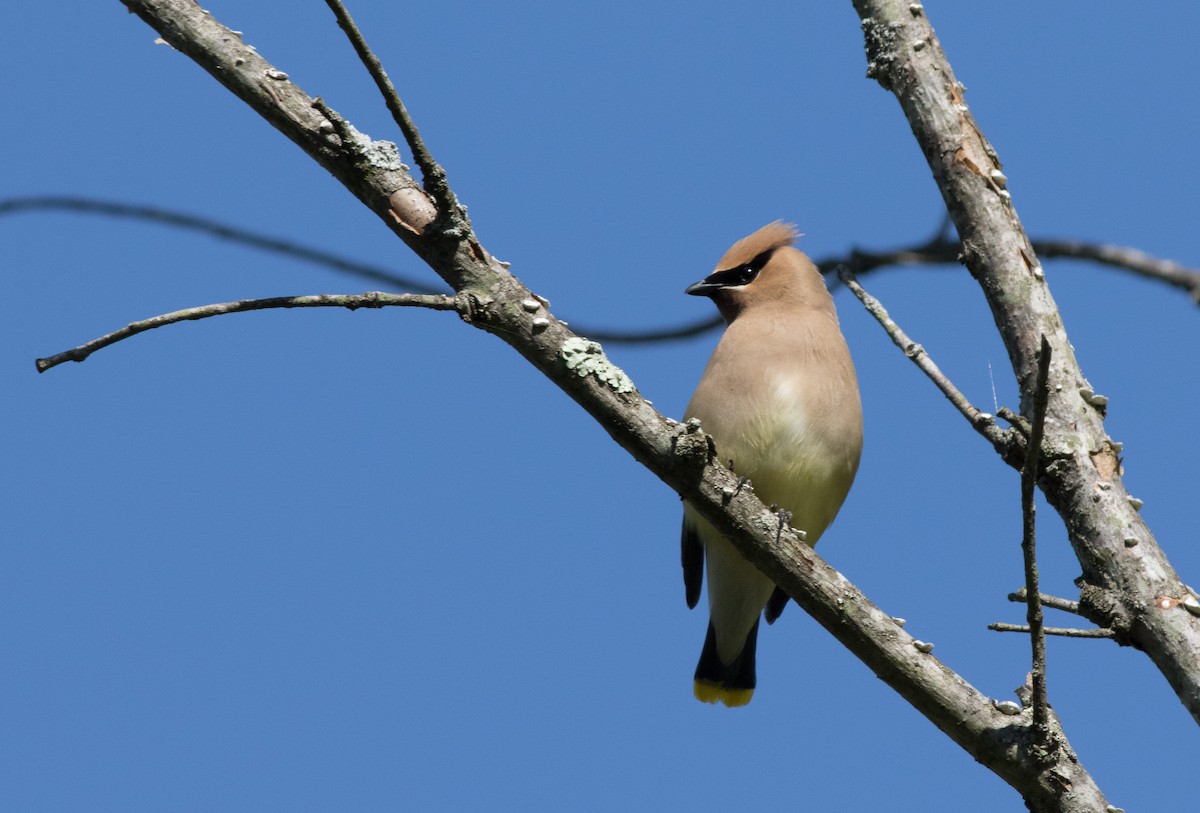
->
[853,0,1200,730]
[0,196,444,294]
[837,268,1017,463]
[323,0,471,247]
[321,1,437,189]
[35,292,458,372]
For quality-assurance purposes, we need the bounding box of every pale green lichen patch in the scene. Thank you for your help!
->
[342,122,407,172]
[561,338,636,394]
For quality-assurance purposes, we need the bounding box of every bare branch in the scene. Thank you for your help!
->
[6,196,1195,345]
[1036,238,1200,303]
[836,234,1200,304]
[322,0,467,238]
[853,0,1200,730]
[580,315,724,344]
[0,196,444,294]
[838,268,1018,462]
[1022,338,1053,736]
[36,292,457,372]
[989,624,1116,640]
[1008,589,1082,617]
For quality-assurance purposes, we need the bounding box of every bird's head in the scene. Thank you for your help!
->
[686,221,831,322]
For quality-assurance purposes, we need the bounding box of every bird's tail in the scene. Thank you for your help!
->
[693,618,759,707]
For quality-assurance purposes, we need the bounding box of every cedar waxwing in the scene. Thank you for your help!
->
[682,222,863,707]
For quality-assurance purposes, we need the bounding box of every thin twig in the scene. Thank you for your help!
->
[996,407,1030,437]
[988,623,1115,640]
[1022,337,1053,737]
[36,292,457,372]
[837,268,1015,456]
[7,197,1198,342]
[0,196,443,294]
[580,314,724,344]
[821,233,959,288]
[1035,239,1200,303]
[322,1,457,221]
[829,232,1200,301]
[1008,588,1081,616]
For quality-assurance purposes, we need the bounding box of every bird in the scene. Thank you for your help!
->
[681,221,863,707]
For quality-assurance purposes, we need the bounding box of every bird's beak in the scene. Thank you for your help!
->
[685,278,721,297]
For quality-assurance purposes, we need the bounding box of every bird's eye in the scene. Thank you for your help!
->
[737,265,758,285]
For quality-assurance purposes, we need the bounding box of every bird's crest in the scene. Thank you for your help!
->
[714,221,800,271]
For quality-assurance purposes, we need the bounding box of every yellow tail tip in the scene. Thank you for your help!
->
[694,681,754,707]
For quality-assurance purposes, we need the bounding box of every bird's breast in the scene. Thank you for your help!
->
[687,361,862,545]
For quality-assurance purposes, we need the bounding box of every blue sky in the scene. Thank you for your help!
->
[5,2,1198,810]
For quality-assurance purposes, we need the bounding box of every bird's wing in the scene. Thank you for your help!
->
[681,519,704,609]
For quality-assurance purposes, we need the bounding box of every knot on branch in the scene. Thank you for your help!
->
[388,186,437,236]
[958,239,981,273]
[1075,582,1134,645]
[671,418,716,473]
[454,292,485,324]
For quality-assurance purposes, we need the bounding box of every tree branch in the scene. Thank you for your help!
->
[0,196,444,294]
[36,292,458,372]
[852,0,1200,731]
[1008,588,1082,617]
[5,196,1195,345]
[323,0,474,250]
[1022,338,1053,738]
[988,624,1116,640]
[322,1,436,187]
[1035,238,1200,303]
[833,233,1200,304]
[837,268,1018,463]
